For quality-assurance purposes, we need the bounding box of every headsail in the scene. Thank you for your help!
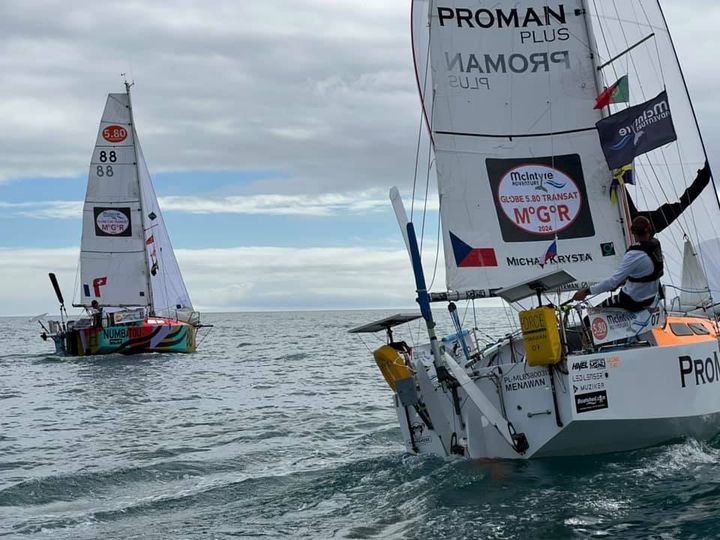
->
[413,0,628,295]
[80,89,193,316]
[137,142,194,317]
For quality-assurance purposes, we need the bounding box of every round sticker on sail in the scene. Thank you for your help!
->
[497,164,582,235]
[95,209,130,236]
[102,125,128,143]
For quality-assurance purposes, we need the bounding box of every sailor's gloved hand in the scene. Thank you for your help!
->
[699,160,711,179]
[572,288,590,302]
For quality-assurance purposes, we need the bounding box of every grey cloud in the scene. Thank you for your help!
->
[0,0,422,196]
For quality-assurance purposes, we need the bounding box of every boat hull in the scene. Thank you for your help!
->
[52,318,196,356]
[393,328,720,459]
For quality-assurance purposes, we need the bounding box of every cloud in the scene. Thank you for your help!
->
[0,0,424,195]
[0,191,438,219]
[0,201,82,219]
[0,245,448,316]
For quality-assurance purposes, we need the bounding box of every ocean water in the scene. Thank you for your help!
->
[1,309,719,539]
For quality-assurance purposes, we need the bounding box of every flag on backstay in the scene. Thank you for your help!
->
[610,164,634,206]
[596,90,677,170]
[594,75,629,110]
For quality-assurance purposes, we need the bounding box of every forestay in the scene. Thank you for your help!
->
[413,0,627,295]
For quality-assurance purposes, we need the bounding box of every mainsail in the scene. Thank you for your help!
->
[413,0,628,295]
[79,89,193,316]
[412,0,719,302]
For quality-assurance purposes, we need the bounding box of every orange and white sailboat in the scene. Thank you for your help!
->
[352,0,720,459]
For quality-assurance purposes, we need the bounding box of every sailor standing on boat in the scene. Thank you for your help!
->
[573,216,663,311]
[88,299,103,327]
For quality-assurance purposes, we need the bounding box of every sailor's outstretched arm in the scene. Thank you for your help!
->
[626,160,711,234]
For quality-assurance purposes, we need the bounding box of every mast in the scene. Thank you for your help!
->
[125,80,155,314]
[580,0,632,250]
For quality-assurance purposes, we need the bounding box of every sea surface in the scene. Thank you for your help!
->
[1,309,719,539]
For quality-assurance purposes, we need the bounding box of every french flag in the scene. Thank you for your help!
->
[450,232,498,268]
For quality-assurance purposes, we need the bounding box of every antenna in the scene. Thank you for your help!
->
[121,72,135,93]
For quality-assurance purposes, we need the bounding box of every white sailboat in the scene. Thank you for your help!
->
[351,1,720,458]
[43,83,203,355]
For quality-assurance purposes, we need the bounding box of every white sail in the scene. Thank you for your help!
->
[680,238,709,310]
[79,90,193,316]
[136,142,194,317]
[413,0,628,295]
[80,93,150,307]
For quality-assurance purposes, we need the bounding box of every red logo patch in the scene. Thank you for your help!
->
[591,317,609,341]
[102,125,128,143]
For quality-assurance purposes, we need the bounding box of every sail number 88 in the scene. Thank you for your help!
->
[99,151,117,162]
[97,165,114,177]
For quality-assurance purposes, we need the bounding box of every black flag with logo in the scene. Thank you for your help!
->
[596,91,677,169]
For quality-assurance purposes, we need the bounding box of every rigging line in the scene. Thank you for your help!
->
[420,88,437,253]
[410,0,434,221]
[657,0,720,214]
[654,0,720,306]
[633,1,664,85]
[72,255,81,308]
[433,126,597,139]
[635,0,714,253]
[610,0,697,242]
[472,298,478,329]
[603,0,691,267]
[428,208,442,290]
[461,298,470,327]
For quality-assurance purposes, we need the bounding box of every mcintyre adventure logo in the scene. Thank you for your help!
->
[487,154,595,243]
[596,91,677,169]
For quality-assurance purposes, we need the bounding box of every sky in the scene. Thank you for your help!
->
[1,0,719,316]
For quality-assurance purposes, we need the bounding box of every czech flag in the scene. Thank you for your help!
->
[450,232,498,268]
[539,240,557,268]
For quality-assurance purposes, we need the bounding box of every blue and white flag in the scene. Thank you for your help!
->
[596,91,677,170]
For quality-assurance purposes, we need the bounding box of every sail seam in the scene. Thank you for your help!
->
[434,127,597,139]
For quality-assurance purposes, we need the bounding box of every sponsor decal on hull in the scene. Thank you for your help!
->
[575,390,609,413]
[679,352,720,388]
[571,357,609,395]
[503,370,548,392]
